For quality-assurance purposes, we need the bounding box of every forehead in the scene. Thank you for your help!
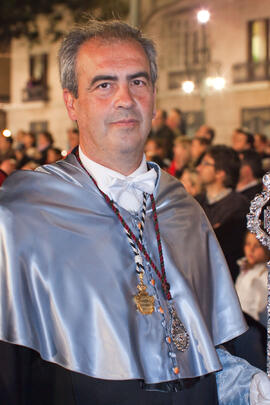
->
[203,153,214,162]
[76,38,150,77]
[245,232,260,244]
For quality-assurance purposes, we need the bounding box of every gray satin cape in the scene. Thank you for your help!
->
[0,153,247,383]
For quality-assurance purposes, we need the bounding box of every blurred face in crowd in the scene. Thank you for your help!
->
[67,129,79,150]
[167,110,180,130]
[0,159,16,175]
[173,142,190,167]
[152,109,164,131]
[180,169,202,196]
[23,133,35,149]
[64,38,155,174]
[231,131,249,152]
[38,133,51,150]
[244,232,268,267]
[254,134,267,154]
[46,148,62,164]
[191,138,206,160]
[197,154,217,186]
[0,136,11,153]
[145,139,159,160]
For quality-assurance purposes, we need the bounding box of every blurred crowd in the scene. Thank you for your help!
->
[146,107,270,370]
[0,107,269,369]
[0,127,79,185]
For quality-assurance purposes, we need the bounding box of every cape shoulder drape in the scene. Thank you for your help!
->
[0,153,247,383]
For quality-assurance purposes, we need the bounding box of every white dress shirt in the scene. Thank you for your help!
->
[79,146,157,212]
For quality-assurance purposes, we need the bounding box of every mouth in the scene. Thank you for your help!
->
[110,119,139,127]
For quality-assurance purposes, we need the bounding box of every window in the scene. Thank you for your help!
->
[23,54,49,101]
[232,19,270,83]
[248,19,269,63]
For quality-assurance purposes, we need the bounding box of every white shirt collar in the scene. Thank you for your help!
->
[79,146,147,183]
[78,146,153,213]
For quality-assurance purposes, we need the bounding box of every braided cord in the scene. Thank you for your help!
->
[75,150,172,300]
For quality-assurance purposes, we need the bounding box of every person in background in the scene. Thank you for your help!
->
[67,127,79,153]
[228,231,270,372]
[0,134,15,161]
[231,128,254,153]
[149,109,175,159]
[166,108,186,137]
[18,131,41,168]
[180,168,203,197]
[167,136,191,178]
[46,147,63,164]
[190,137,210,168]
[236,150,263,202]
[0,158,16,186]
[254,133,269,158]
[196,145,250,281]
[37,131,54,164]
[144,137,169,169]
[195,125,215,144]
[236,231,269,327]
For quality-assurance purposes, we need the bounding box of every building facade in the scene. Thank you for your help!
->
[143,0,270,143]
[1,0,270,146]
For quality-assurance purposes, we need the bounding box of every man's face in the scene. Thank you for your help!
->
[197,154,217,186]
[232,131,248,152]
[151,109,164,131]
[166,110,180,130]
[64,38,155,166]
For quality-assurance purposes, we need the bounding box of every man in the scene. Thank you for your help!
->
[196,145,250,282]
[195,124,215,144]
[231,128,254,153]
[190,136,210,167]
[0,133,15,161]
[0,19,267,405]
[236,150,263,202]
[67,127,80,153]
[166,108,186,136]
[254,133,268,157]
[149,109,175,159]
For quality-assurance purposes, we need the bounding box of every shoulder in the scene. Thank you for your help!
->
[156,168,209,229]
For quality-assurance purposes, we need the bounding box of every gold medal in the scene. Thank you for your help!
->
[134,272,155,315]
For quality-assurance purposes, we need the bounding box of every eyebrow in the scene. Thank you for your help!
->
[90,71,151,87]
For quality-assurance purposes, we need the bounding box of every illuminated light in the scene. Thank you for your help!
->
[182,80,195,94]
[61,150,68,157]
[2,129,11,137]
[212,77,226,90]
[205,77,214,87]
[197,9,210,24]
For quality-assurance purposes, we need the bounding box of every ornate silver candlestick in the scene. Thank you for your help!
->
[247,172,270,376]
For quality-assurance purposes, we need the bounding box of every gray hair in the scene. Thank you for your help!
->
[58,19,157,98]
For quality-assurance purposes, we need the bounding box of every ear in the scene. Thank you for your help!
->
[63,89,78,121]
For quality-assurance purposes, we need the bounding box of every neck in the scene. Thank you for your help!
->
[236,176,255,190]
[205,182,226,199]
[79,145,143,176]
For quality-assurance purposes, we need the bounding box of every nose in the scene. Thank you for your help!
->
[114,84,135,109]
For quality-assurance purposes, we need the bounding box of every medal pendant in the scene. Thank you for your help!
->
[169,304,189,352]
[134,289,155,315]
[134,273,155,315]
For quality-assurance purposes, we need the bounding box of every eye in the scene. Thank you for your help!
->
[132,79,145,86]
[97,82,111,89]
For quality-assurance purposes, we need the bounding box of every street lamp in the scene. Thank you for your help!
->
[197,9,210,24]
[182,80,195,94]
[2,129,11,137]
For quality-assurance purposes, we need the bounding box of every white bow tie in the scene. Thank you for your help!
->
[101,168,157,212]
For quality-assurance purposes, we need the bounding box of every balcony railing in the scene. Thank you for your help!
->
[232,61,270,84]
[22,84,49,102]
